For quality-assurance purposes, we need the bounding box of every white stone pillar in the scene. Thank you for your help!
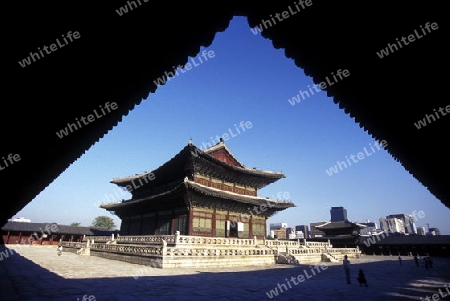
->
[162,239,167,256]
[175,231,180,246]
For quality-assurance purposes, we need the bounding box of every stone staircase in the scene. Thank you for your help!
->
[276,252,299,264]
[321,252,339,263]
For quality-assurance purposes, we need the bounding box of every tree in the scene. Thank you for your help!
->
[70,222,81,227]
[91,216,116,230]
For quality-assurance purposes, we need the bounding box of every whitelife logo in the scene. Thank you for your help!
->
[265,264,328,298]
[18,31,81,68]
[115,0,148,16]
[325,140,388,176]
[288,69,350,106]
[153,50,215,86]
[250,0,313,35]
[196,121,253,152]
[56,102,118,139]
[376,22,438,59]
[0,153,21,172]
[413,105,450,129]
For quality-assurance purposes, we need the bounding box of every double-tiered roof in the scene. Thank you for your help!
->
[101,140,294,215]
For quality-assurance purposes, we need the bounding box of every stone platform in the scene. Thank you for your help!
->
[60,234,361,268]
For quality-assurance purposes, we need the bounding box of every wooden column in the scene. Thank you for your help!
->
[264,218,268,239]
[212,208,216,237]
[188,208,193,236]
[170,209,176,235]
[225,210,229,238]
[249,215,253,238]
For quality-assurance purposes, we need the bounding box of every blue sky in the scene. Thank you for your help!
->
[12,16,449,234]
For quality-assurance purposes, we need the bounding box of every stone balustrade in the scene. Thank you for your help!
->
[165,247,275,257]
[265,240,300,247]
[304,241,332,248]
[114,234,257,247]
[82,235,113,243]
[264,239,332,248]
[175,235,256,246]
[326,248,361,256]
[91,243,163,256]
[327,248,360,254]
[116,235,176,245]
[61,241,86,249]
[289,248,327,255]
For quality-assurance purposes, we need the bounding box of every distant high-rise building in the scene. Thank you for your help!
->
[295,225,309,238]
[428,227,441,236]
[379,217,405,234]
[286,227,296,239]
[330,206,347,222]
[295,231,305,239]
[310,222,327,238]
[272,228,287,239]
[386,214,417,234]
[269,223,288,231]
[416,226,427,235]
[268,223,288,237]
[359,221,378,236]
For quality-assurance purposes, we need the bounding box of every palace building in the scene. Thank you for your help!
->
[100,139,295,239]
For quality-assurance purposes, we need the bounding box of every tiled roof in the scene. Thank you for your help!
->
[315,221,367,230]
[111,141,285,185]
[1,221,116,236]
[359,234,450,245]
[101,178,294,210]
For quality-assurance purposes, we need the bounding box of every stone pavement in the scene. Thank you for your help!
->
[1,245,449,301]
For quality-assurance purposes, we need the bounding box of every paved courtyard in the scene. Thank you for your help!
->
[1,245,449,301]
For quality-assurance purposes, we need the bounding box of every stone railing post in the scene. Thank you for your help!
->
[175,231,180,247]
[162,239,167,256]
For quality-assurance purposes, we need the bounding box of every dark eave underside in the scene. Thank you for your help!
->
[111,143,285,190]
[2,1,448,228]
[101,180,294,211]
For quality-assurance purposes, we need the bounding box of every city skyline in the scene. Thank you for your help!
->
[271,208,435,235]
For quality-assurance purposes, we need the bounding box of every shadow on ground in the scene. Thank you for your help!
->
[1,246,449,301]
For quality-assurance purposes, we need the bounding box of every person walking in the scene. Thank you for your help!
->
[414,255,419,267]
[424,257,432,269]
[343,255,351,284]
